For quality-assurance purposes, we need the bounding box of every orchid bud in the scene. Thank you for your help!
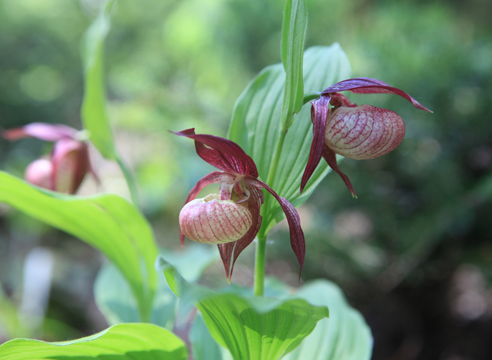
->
[24,159,53,189]
[325,105,405,160]
[50,139,90,194]
[3,123,96,194]
[179,194,253,244]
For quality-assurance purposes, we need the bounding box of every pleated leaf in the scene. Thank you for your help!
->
[156,256,329,360]
[283,280,373,360]
[0,171,158,321]
[198,294,328,360]
[228,44,351,232]
[81,0,116,159]
[0,323,188,360]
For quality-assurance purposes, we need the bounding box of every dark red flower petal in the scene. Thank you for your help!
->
[50,139,89,194]
[300,95,331,194]
[217,184,264,280]
[248,178,305,276]
[173,128,258,177]
[321,77,433,113]
[180,171,236,245]
[2,123,77,142]
[322,145,357,198]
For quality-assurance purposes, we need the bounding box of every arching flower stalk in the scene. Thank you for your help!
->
[3,123,98,194]
[301,77,433,197]
[174,128,305,280]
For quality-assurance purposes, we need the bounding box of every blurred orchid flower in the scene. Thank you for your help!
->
[174,128,305,280]
[301,77,433,197]
[3,123,98,194]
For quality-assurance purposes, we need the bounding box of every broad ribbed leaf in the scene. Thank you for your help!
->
[283,280,373,360]
[0,171,158,321]
[156,256,328,360]
[281,0,308,126]
[228,44,352,232]
[198,294,328,360]
[0,323,188,360]
[81,0,116,159]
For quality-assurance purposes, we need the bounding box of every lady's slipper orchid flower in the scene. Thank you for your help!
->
[3,123,97,194]
[174,128,305,280]
[301,77,433,197]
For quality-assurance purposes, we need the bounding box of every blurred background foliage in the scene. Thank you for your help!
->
[1,0,491,359]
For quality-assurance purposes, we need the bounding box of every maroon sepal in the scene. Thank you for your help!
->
[300,95,331,193]
[179,171,236,245]
[249,178,305,277]
[217,185,264,280]
[173,129,258,177]
[2,123,78,142]
[322,77,433,113]
[50,139,89,194]
[322,145,357,198]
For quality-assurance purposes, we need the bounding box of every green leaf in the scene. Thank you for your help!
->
[94,263,176,329]
[281,0,308,127]
[0,171,158,322]
[198,294,328,360]
[228,44,352,232]
[95,244,217,327]
[190,314,224,360]
[0,288,26,339]
[81,0,116,159]
[283,280,373,360]
[155,255,212,319]
[0,323,188,360]
[156,256,328,360]
[161,243,220,283]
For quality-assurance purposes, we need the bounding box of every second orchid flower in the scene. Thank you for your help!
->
[301,77,432,197]
[3,123,98,194]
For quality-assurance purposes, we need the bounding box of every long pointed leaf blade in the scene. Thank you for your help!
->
[281,0,308,126]
[0,323,188,360]
[0,171,158,321]
[81,0,117,159]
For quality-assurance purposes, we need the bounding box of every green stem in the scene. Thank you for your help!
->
[253,114,292,296]
[116,155,139,207]
[254,235,267,296]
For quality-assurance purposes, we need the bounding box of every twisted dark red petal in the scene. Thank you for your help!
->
[2,123,78,142]
[248,178,305,276]
[321,77,433,113]
[179,171,236,245]
[300,95,331,194]
[173,129,258,177]
[217,184,264,280]
[322,145,357,198]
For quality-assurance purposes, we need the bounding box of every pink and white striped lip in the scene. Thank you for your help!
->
[179,194,253,244]
[325,104,405,160]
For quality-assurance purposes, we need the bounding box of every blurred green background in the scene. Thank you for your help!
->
[1,0,491,359]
